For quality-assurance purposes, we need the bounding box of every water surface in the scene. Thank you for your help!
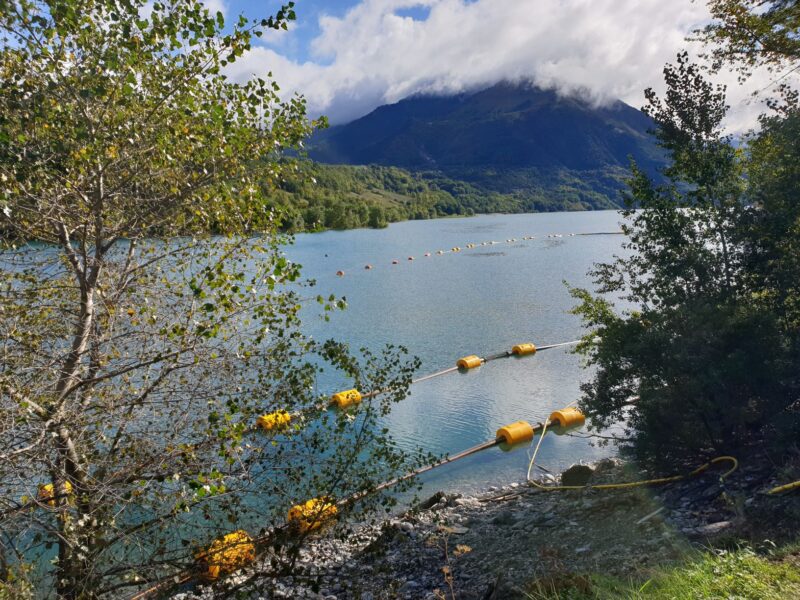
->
[286,211,630,498]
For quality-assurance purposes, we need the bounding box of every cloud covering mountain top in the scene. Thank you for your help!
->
[226,0,796,132]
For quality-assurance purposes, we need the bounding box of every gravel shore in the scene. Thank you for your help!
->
[177,455,799,599]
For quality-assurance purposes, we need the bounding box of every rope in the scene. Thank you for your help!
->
[407,365,460,385]
[254,339,581,428]
[398,339,581,389]
[128,407,739,600]
[767,480,800,495]
[409,340,580,384]
[331,231,625,278]
[343,439,501,505]
[526,416,551,483]
[526,423,738,491]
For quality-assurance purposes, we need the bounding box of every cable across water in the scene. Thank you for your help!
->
[255,339,582,429]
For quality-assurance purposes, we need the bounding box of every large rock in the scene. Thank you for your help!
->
[561,464,594,487]
[418,491,446,510]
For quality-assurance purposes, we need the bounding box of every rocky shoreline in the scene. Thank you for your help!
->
[179,456,799,600]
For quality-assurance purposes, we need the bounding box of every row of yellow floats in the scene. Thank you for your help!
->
[336,234,584,275]
[255,341,551,430]
[194,405,586,583]
[189,341,583,584]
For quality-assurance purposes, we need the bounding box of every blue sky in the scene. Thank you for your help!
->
[215,0,785,131]
[223,0,363,63]
[223,1,436,65]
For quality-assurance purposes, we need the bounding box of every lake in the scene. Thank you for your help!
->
[285,210,631,499]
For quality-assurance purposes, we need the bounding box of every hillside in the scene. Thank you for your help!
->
[307,82,665,204]
[267,162,622,232]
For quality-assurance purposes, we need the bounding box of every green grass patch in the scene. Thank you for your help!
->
[525,545,800,599]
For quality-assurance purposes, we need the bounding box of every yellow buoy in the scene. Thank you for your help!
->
[195,530,256,581]
[512,343,537,356]
[287,498,338,533]
[38,481,73,507]
[457,355,482,370]
[496,421,534,446]
[331,389,362,409]
[256,410,292,432]
[549,407,585,429]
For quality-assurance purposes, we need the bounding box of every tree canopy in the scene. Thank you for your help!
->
[0,1,426,597]
[698,0,800,76]
[572,16,800,464]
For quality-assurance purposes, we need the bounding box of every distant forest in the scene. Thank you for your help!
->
[265,161,628,232]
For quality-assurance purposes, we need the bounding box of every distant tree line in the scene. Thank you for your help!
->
[259,162,627,233]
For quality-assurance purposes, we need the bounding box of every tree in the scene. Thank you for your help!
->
[0,1,425,596]
[697,0,800,77]
[570,51,799,465]
[745,106,800,331]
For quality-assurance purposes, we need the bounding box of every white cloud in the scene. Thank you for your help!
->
[227,0,796,133]
[203,0,227,17]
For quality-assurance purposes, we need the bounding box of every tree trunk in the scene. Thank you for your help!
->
[54,266,99,598]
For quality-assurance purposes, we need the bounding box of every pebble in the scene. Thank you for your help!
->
[692,521,733,536]
[455,497,480,508]
[491,510,516,526]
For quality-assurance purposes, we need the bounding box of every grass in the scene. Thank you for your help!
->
[524,544,800,599]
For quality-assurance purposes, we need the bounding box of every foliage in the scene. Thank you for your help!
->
[0,1,428,597]
[266,163,471,232]
[745,103,800,331]
[570,51,800,464]
[263,162,624,233]
[696,0,800,77]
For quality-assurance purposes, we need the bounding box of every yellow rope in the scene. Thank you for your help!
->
[526,416,551,483]
[767,480,800,495]
[526,424,738,492]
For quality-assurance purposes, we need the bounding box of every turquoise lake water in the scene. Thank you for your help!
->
[285,211,631,498]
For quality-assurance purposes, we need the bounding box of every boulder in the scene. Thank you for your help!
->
[561,464,594,487]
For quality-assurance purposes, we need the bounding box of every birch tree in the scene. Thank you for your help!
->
[0,1,422,596]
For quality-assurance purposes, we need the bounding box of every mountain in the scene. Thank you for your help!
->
[308,82,665,207]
